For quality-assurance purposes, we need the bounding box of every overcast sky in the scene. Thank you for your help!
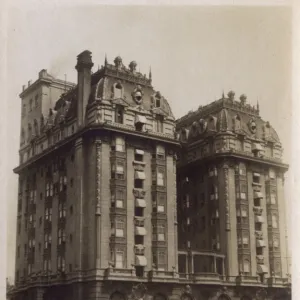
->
[5,5,292,280]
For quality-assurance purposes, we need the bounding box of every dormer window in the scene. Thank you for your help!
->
[234,115,241,131]
[156,98,161,107]
[115,105,124,124]
[207,116,217,131]
[135,115,147,132]
[114,82,123,99]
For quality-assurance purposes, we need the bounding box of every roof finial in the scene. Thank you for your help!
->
[149,67,152,81]
[104,53,108,66]
[222,90,225,99]
[257,98,260,113]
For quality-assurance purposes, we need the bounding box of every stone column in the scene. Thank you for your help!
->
[74,137,84,270]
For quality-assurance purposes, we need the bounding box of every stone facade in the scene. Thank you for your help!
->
[9,53,291,300]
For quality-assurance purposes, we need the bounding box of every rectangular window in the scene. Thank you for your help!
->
[115,251,124,268]
[270,194,276,205]
[134,179,143,189]
[44,234,52,249]
[134,149,144,162]
[157,251,166,270]
[57,255,66,272]
[115,106,124,124]
[115,220,125,237]
[45,207,52,222]
[115,137,125,152]
[155,115,164,133]
[58,202,66,218]
[155,145,165,160]
[157,171,164,186]
[58,229,66,245]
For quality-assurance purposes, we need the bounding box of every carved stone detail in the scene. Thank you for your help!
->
[95,139,102,215]
[223,163,230,231]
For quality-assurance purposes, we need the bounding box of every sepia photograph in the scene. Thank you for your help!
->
[3,1,294,299]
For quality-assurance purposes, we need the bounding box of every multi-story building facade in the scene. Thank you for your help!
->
[9,52,291,300]
[176,92,291,300]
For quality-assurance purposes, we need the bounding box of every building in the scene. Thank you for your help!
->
[176,91,291,299]
[9,51,291,300]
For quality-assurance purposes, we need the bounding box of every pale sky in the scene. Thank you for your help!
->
[5,5,292,280]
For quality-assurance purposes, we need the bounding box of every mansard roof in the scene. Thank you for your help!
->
[176,91,281,144]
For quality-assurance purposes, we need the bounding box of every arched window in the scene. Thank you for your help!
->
[234,115,241,131]
[199,119,207,133]
[114,82,123,99]
[181,129,187,142]
[207,116,217,131]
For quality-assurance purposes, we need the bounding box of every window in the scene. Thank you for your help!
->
[111,162,125,180]
[58,229,66,245]
[157,171,164,186]
[57,255,66,272]
[254,198,261,207]
[253,173,260,184]
[157,251,166,270]
[115,251,124,268]
[155,145,165,160]
[134,178,143,189]
[115,137,125,152]
[35,94,38,107]
[112,189,125,209]
[44,234,52,249]
[255,222,262,231]
[58,202,66,219]
[155,115,164,133]
[115,106,124,124]
[153,224,165,241]
[43,259,51,272]
[22,104,26,117]
[46,182,53,197]
[256,247,263,255]
[272,215,278,228]
[59,176,67,192]
[270,193,277,205]
[45,207,52,222]
[29,99,33,111]
[29,214,36,228]
[243,259,250,274]
[114,219,125,237]
[134,149,144,162]
[114,82,123,98]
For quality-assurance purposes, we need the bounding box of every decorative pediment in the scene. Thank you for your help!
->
[111,98,130,107]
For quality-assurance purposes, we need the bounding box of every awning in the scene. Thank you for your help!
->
[135,255,147,267]
[255,215,264,223]
[257,264,268,274]
[135,149,144,155]
[256,239,266,247]
[135,198,146,208]
[254,192,263,199]
[253,172,261,177]
[135,226,146,236]
[253,143,263,151]
[135,115,147,124]
[135,171,146,180]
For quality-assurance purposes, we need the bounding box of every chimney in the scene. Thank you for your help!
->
[28,80,32,87]
[22,85,26,92]
[75,50,94,127]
